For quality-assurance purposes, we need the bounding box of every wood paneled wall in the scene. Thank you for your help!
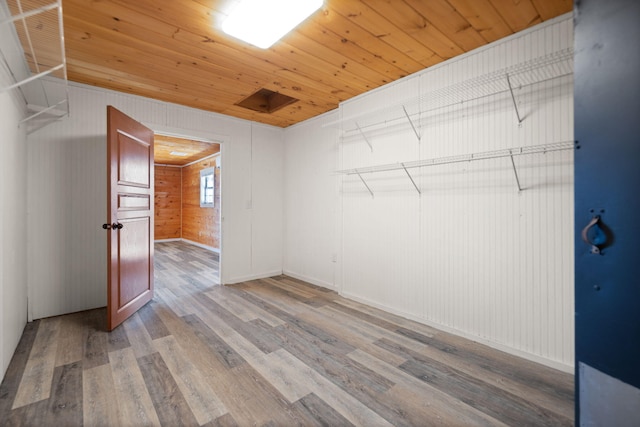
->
[182,157,221,248]
[154,166,182,239]
[154,159,221,247]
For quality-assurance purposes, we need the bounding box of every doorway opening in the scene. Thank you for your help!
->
[153,134,222,290]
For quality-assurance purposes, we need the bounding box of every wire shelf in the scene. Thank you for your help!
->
[324,48,574,137]
[339,141,574,175]
[339,141,575,196]
[1,0,69,134]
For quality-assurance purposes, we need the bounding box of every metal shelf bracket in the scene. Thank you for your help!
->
[402,105,421,142]
[401,163,421,195]
[355,122,373,152]
[355,170,374,198]
[509,154,522,191]
[506,73,523,124]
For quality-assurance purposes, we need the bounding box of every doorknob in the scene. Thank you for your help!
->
[581,215,605,254]
[102,223,123,230]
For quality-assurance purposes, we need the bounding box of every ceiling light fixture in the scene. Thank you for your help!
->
[222,0,323,49]
[169,151,189,156]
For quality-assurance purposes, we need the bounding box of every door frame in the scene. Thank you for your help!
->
[152,126,226,285]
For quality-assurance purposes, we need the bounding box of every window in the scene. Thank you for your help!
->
[200,167,215,208]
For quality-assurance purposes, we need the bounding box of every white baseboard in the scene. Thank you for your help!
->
[340,290,573,374]
[223,270,283,285]
[282,270,336,291]
[155,238,220,254]
[180,238,220,254]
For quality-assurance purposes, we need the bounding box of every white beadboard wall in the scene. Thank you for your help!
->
[26,79,284,320]
[283,111,341,289]
[0,87,28,382]
[0,1,29,380]
[285,15,575,371]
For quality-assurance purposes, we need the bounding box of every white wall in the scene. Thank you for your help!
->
[284,16,574,371]
[27,79,284,320]
[283,111,340,289]
[2,5,574,379]
[0,2,29,380]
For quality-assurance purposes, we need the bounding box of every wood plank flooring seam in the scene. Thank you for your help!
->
[0,241,574,426]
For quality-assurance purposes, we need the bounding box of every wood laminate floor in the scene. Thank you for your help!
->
[0,241,574,426]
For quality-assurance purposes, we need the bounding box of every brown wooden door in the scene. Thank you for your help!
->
[106,106,154,331]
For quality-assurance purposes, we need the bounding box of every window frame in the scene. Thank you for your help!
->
[199,167,215,208]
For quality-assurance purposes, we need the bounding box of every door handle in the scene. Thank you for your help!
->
[102,223,123,230]
[581,215,604,254]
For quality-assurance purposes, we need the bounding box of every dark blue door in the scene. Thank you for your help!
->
[574,0,640,424]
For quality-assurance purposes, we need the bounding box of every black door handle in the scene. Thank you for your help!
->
[102,223,123,230]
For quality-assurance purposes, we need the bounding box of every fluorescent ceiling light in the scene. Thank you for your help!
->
[169,151,189,156]
[222,0,323,49]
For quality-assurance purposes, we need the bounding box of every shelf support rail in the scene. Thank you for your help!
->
[401,163,421,195]
[355,170,374,198]
[402,105,421,142]
[506,73,523,124]
[355,122,373,152]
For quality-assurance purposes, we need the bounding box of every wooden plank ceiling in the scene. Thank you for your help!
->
[154,134,220,166]
[10,0,572,128]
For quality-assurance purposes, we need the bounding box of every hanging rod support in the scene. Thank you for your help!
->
[355,122,373,152]
[355,170,374,198]
[506,74,523,124]
[509,154,522,192]
[402,105,421,142]
[401,163,421,195]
